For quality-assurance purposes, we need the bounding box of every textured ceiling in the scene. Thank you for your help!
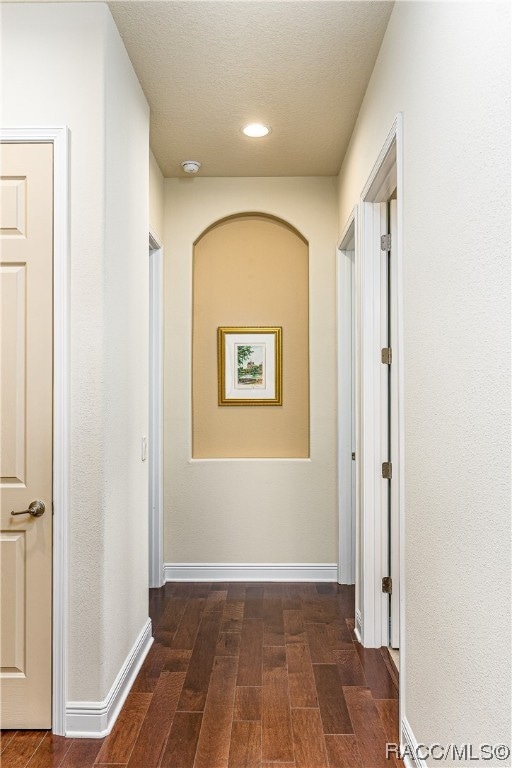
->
[108,1,394,177]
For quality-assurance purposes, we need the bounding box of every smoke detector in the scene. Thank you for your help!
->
[181,160,201,174]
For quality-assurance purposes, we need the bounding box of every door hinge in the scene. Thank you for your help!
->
[382,576,392,594]
[381,233,391,251]
[351,452,356,461]
[382,461,392,479]
[381,347,392,365]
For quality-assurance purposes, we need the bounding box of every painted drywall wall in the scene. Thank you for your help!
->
[337,1,510,757]
[165,177,338,563]
[149,150,164,244]
[193,215,309,458]
[1,3,150,703]
[103,8,150,706]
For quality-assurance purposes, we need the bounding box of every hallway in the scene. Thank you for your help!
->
[1,583,401,768]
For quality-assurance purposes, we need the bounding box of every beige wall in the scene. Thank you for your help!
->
[193,215,309,458]
[149,150,164,244]
[165,177,338,563]
[1,3,150,704]
[337,1,510,758]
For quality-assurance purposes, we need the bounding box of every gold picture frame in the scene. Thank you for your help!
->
[217,327,282,406]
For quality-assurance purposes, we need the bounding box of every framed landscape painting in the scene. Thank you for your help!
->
[217,327,282,405]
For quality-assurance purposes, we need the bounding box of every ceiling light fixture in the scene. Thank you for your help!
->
[242,123,271,138]
[181,160,201,174]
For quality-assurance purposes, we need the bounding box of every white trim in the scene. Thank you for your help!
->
[396,113,407,732]
[1,127,71,736]
[337,207,358,585]
[357,112,407,749]
[148,232,164,588]
[338,206,357,252]
[389,199,400,649]
[164,563,338,582]
[65,619,153,739]
[401,717,428,768]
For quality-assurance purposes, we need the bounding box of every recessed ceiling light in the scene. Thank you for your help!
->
[242,123,271,138]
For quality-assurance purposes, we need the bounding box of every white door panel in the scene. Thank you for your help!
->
[389,198,400,649]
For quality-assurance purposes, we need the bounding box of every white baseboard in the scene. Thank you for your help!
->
[401,716,427,768]
[164,562,338,582]
[65,618,153,738]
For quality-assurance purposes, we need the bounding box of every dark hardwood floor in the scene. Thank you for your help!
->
[1,582,401,767]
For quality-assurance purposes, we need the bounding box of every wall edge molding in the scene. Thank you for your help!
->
[402,716,428,768]
[164,562,338,582]
[65,618,153,738]
[355,609,363,643]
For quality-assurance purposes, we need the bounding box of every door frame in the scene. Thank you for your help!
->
[1,126,70,735]
[357,111,405,712]
[148,232,164,588]
[337,207,358,588]
[358,113,405,650]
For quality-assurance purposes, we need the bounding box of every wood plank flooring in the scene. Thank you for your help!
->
[1,583,401,768]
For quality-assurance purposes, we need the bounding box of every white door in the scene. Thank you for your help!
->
[0,142,53,727]
[388,198,400,649]
[380,198,400,650]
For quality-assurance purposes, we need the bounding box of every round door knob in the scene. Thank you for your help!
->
[11,500,46,518]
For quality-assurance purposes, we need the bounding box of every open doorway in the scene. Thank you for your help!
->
[337,210,360,631]
[358,114,404,698]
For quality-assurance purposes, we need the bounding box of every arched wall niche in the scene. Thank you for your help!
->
[192,212,310,458]
[194,211,309,247]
